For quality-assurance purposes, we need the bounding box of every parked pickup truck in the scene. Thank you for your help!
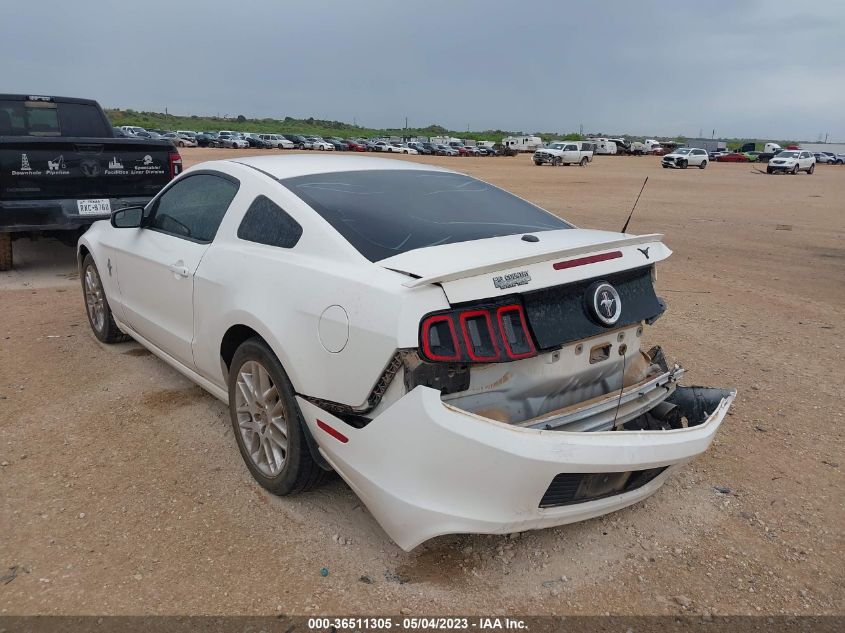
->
[533,141,593,166]
[1,94,181,270]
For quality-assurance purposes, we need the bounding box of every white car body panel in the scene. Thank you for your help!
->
[78,154,734,550]
[299,385,735,550]
[379,230,670,302]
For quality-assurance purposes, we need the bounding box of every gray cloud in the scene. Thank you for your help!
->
[1,1,843,140]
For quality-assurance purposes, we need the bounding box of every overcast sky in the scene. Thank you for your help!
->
[2,1,843,140]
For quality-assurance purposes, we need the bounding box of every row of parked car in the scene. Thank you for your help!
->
[114,126,518,157]
[708,149,845,164]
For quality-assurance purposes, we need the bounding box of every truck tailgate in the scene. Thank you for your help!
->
[0,137,174,200]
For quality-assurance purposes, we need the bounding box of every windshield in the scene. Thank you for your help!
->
[281,169,572,262]
[674,148,691,155]
[549,143,565,149]
[777,151,799,159]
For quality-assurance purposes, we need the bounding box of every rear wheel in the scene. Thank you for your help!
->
[807,163,815,175]
[699,160,707,169]
[81,254,128,344]
[0,232,12,271]
[580,157,588,167]
[228,338,325,495]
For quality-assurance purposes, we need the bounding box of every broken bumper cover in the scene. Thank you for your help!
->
[297,385,735,551]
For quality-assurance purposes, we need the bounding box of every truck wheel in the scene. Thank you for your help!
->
[0,233,12,271]
[534,161,542,166]
[228,338,326,496]
[699,160,707,169]
[552,157,562,166]
[81,254,129,344]
[580,157,588,167]
[662,164,669,168]
[807,163,815,175]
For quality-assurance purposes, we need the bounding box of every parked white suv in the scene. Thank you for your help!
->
[767,150,815,175]
[661,147,708,169]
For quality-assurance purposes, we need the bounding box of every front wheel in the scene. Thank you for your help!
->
[534,160,542,166]
[552,157,561,166]
[792,164,799,175]
[228,338,325,495]
[699,160,707,169]
[662,164,669,168]
[81,254,128,344]
[807,163,815,175]
[177,140,185,147]
[679,159,688,169]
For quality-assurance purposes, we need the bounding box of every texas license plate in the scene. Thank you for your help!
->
[77,199,112,216]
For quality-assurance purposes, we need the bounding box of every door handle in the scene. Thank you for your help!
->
[168,261,191,278]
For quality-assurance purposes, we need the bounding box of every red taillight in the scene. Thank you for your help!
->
[419,302,537,363]
[168,151,183,180]
[459,310,500,362]
[496,305,536,359]
[421,314,461,362]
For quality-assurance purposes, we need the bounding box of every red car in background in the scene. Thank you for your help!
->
[345,140,367,152]
[717,152,750,162]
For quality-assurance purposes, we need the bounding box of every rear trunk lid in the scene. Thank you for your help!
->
[377,229,670,304]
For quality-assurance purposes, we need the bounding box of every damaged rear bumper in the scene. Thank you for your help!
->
[297,384,735,550]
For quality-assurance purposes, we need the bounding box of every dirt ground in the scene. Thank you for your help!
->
[1,148,843,617]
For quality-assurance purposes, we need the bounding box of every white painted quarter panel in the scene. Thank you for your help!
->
[187,163,450,406]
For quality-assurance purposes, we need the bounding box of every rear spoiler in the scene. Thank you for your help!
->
[398,233,666,288]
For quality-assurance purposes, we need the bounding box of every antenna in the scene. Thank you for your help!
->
[621,177,648,234]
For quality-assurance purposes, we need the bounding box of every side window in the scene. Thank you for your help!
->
[149,173,239,243]
[565,145,577,151]
[237,195,302,249]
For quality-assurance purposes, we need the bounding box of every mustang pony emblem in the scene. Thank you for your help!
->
[588,281,622,326]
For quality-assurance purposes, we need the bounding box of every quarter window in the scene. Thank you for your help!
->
[149,173,239,243]
[237,195,302,249]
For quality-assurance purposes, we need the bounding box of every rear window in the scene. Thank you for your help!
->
[281,169,571,262]
[0,100,109,137]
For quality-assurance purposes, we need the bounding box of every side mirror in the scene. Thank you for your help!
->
[111,205,145,229]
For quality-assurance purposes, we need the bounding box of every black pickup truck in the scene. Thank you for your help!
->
[0,94,181,270]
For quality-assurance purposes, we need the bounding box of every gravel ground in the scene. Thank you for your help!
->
[0,150,842,616]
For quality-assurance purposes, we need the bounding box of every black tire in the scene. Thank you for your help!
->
[534,160,542,166]
[81,254,129,344]
[767,167,773,174]
[0,232,11,271]
[662,164,669,168]
[298,144,305,150]
[699,160,707,169]
[580,157,588,167]
[792,164,799,175]
[228,338,325,495]
[679,159,688,169]
[552,157,562,166]
[807,163,815,175]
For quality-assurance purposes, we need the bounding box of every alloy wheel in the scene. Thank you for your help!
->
[235,360,288,477]
[84,264,106,333]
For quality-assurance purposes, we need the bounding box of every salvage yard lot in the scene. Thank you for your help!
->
[1,149,842,615]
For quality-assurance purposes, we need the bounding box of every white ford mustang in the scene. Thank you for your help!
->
[78,155,735,550]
